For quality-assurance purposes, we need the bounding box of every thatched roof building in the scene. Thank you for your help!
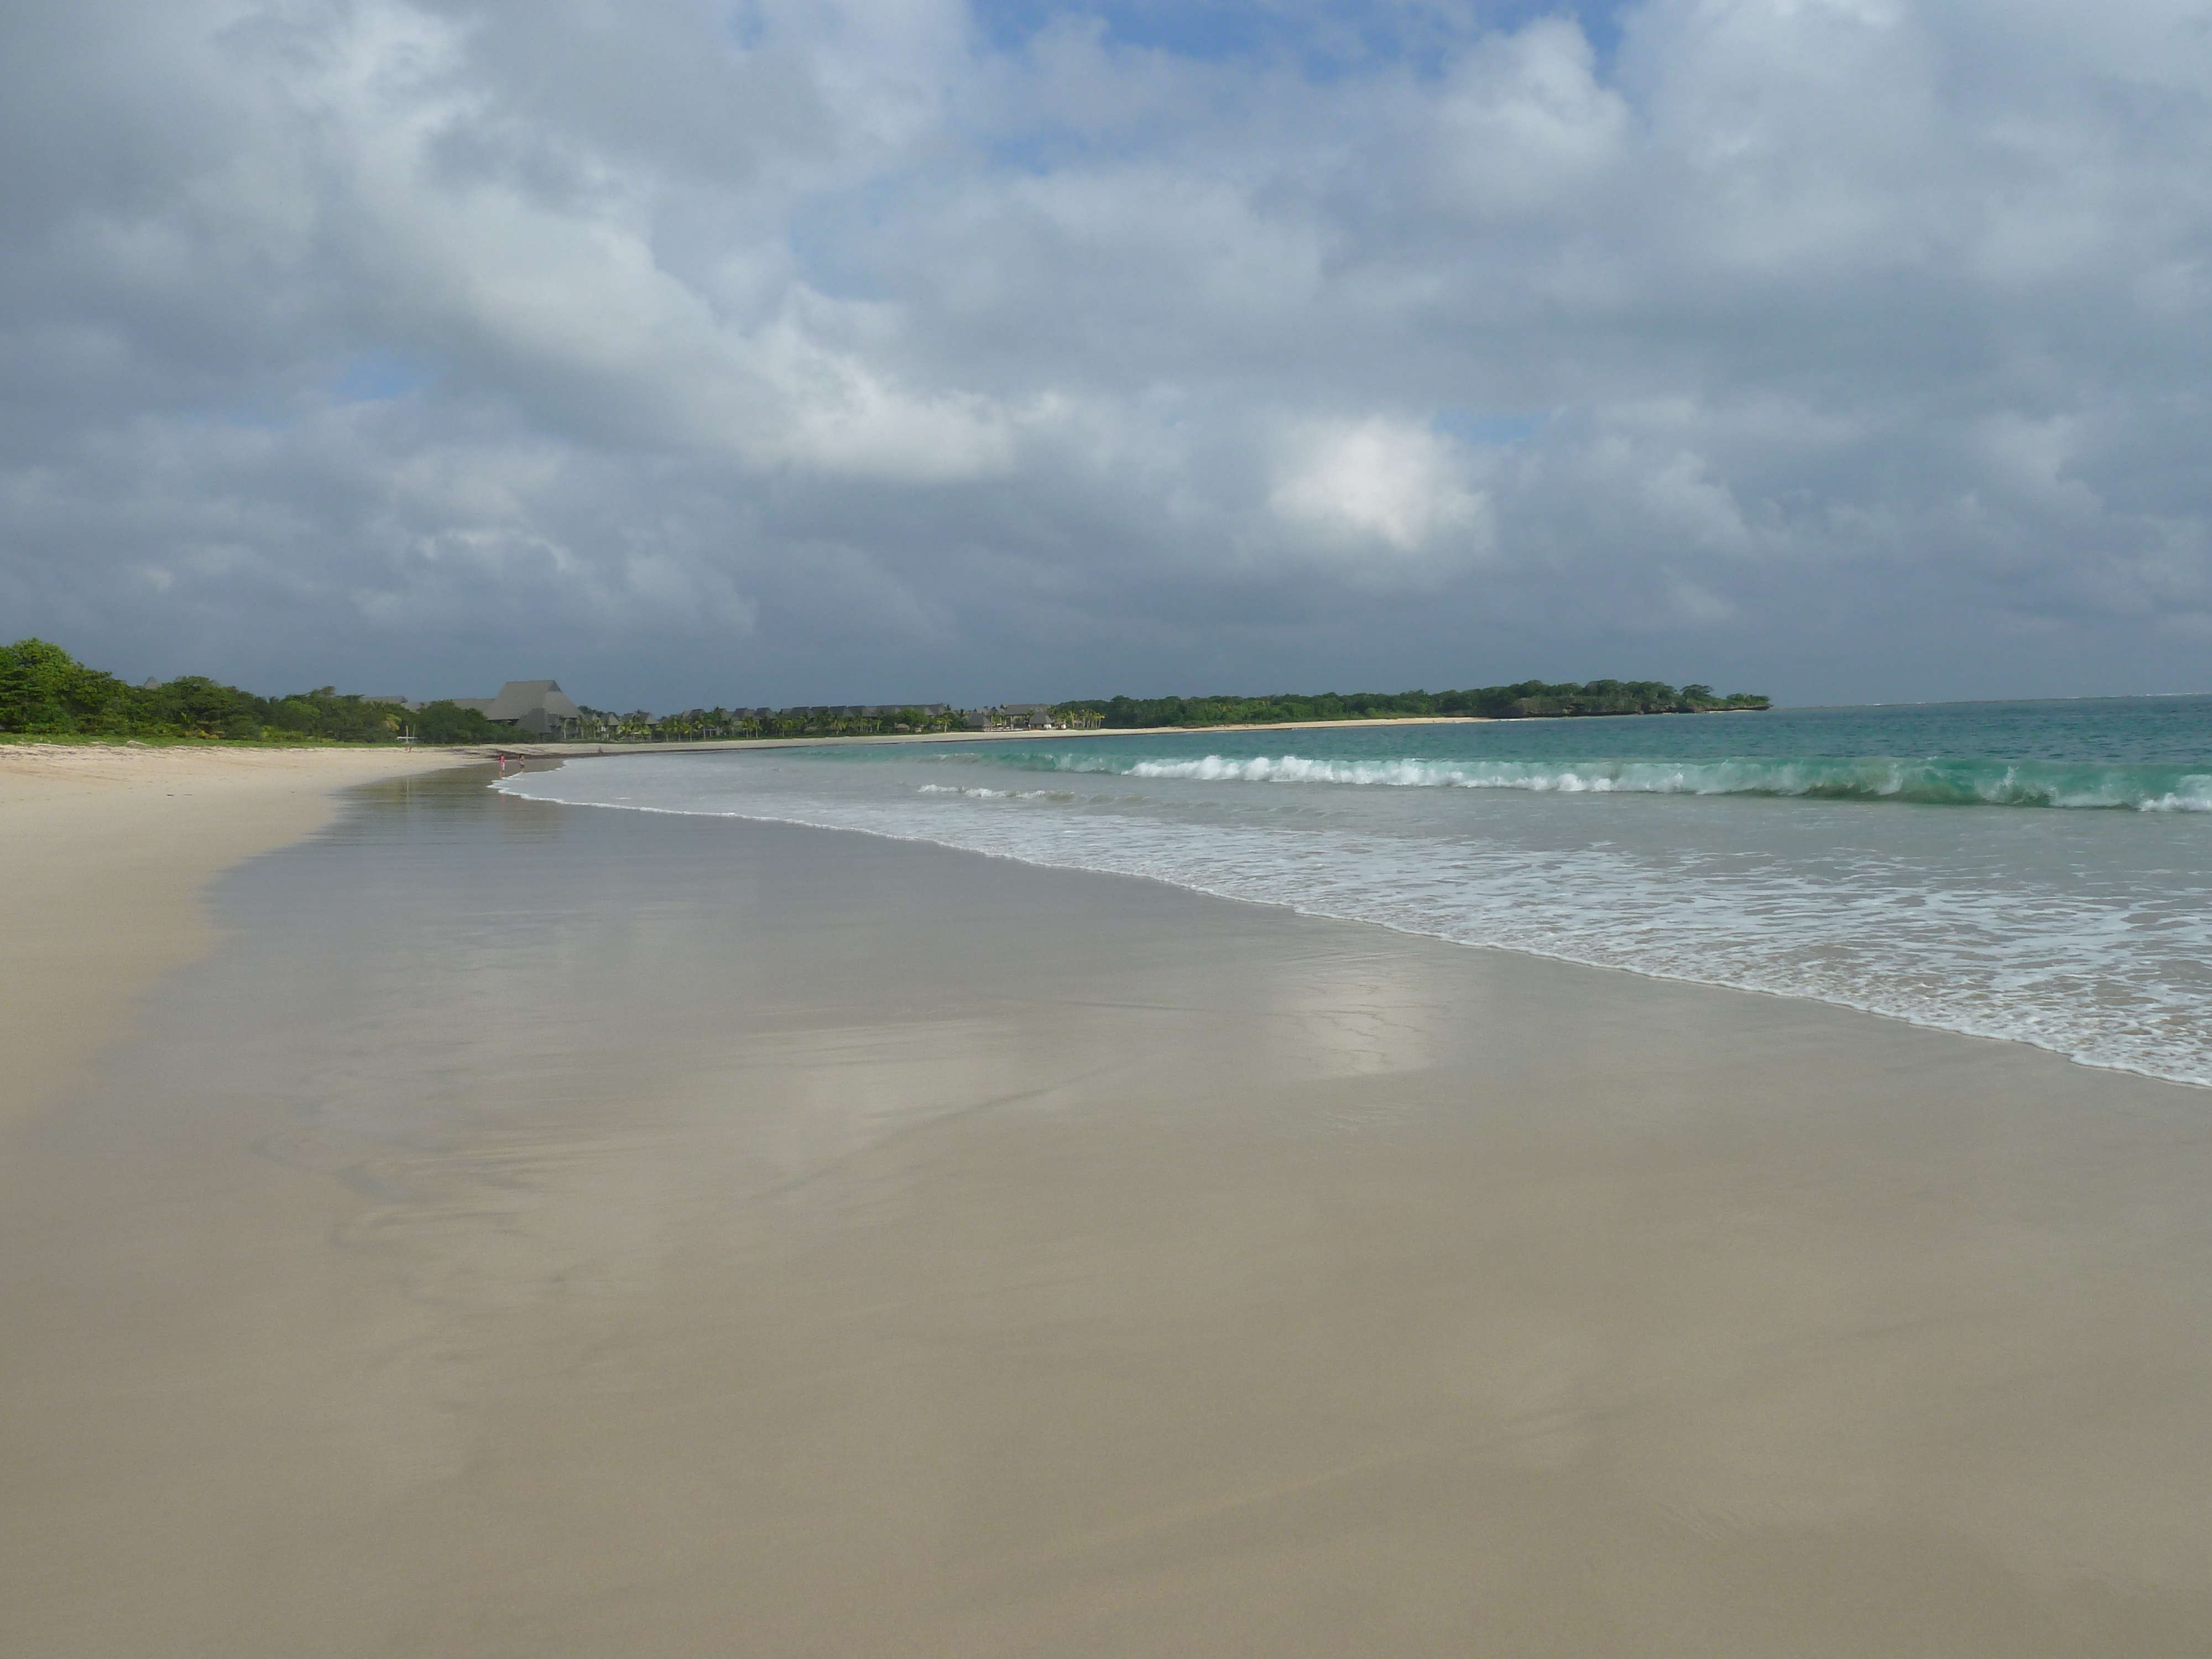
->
[451,680,582,736]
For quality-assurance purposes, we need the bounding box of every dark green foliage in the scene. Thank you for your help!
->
[0,638,1769,747]
[0,638,130,734]
[0,637,129,733]
[1056,680,1771,729]
[0,638,436,743]
[410,701,507,743]
[631,705,967,742]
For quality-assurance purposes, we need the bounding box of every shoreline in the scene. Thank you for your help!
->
[0,703,1775,765]
[498,749,2212,1093]
[7,773,2212,1653]
[15,735,2196,1109]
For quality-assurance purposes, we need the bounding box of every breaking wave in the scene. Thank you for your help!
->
[494,737,2212,1087]
[990,752,2212,810]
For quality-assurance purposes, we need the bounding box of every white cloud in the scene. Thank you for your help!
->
[1270,416,1486,557]
[2,0,2211,705]
[1433,18,1632,214]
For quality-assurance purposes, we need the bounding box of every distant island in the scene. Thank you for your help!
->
[1,638,1768,744]
[639,681,1770,739]
[1056,680,1770,729]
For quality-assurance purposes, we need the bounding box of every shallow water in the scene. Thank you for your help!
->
[499,698,2212,1086]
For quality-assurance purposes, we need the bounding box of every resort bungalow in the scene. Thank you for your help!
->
[966,703,1063,730]
[451,680,585,738]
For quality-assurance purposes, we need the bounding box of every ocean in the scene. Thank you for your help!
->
[495,697,2212,1087]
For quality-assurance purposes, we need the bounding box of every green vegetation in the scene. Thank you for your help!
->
[2,637,1768,748]
[594,705,968,742]
[406,701,510,744]
[0,638,505,743]
[1055,680,1770,729]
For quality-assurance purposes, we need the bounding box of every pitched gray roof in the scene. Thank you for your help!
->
[484,680,581,721]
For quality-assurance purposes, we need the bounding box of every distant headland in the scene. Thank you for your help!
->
[0,638,1768,744]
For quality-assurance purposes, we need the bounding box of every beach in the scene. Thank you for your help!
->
[7,750,2212,1655]
[0,743,482,1140]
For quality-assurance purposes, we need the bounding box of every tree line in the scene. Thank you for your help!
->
[4,637,1770,745]
[1055,680,1771,728]
[598,706,968,742]
[0,638,507,743]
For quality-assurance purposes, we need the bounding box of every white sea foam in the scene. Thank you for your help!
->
[498,750,2212,1088]
[1094,753,2212,810]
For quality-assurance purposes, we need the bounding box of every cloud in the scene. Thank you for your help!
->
[1268,416,1488,571]
[2,0,2210,706]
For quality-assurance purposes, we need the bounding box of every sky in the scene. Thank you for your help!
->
[3,0,2210,712]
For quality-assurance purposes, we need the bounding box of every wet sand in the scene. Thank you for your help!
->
[0,743,477,1139]
[6,765,2212,1655]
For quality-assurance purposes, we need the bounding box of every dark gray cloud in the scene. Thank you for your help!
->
[3,0,2209,709]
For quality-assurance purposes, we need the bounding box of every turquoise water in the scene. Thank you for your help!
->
[499,698,2212,1086]
[916,698,2212,810]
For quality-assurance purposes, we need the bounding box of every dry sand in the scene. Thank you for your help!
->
[0,743,477,1137]
[5,759,2212,1655]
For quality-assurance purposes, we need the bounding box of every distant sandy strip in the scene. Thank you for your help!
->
[481,716,1496,760]
[0,743,479,1137]
[486,710,1771,760]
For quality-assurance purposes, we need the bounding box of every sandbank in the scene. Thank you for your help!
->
[5,765,2211,1655]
